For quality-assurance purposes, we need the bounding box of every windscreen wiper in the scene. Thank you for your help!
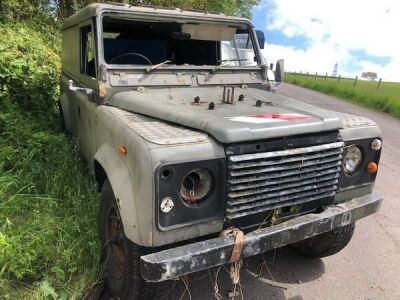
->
[146,60,171,73]
[212,58,248,73]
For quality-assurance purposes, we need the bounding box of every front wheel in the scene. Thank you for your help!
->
[293,223,355,258]
[100,179,155,299]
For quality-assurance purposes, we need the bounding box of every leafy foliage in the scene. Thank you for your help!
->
[0,23,60,116]
[140,0,261,19]
[1,0,261,24]
[0,23,100,298]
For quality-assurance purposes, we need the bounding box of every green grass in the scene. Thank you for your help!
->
[0,103,101,299]
[0,23,101,299]
[284,73,400,118]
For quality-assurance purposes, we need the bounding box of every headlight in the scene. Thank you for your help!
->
[180,169,212,204]
[343,145,363,175]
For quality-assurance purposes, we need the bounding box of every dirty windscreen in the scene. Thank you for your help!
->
[102,16,258,67]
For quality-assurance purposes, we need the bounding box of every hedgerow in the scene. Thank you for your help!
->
[0,23,101,298]
[0,23,60,115]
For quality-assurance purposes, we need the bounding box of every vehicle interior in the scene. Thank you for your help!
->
[102,16,258,67]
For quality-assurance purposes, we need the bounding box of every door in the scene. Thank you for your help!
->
[69,20,98,162]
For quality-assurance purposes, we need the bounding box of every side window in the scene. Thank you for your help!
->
[81,25,96,78]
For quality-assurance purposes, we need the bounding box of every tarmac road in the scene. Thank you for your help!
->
[161,83,400,300]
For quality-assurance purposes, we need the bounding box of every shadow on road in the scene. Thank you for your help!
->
[158,246,325,300]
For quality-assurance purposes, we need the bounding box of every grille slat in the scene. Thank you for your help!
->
[230,148,343,170]
[229,175,339,198]
[227,191,336,219]
[226,141,344,220]
[229,142,344,162]
[228,181,338,207]
[230,170,339,192]
[229,163,340,184]
[229,154,342,177]
[227,186,337,213]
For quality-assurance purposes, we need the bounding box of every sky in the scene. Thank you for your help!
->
[251,0,400,81]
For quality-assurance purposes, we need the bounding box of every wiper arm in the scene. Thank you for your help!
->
[146,60,171,73]
[212,58,248,73]
[218,58,248,63]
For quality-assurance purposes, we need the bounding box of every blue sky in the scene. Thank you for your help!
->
[251,0,399,81]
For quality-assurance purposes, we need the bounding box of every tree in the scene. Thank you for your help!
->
[0,0,261,25]
[361,71,378,81]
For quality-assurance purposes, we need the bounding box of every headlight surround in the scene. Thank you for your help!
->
[343,145,363,175]
[180,169,213,204]
[156,158,226,230]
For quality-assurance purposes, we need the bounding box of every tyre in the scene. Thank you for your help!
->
[100,179,155,299]
[293,223,355,258]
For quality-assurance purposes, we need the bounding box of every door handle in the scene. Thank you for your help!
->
[68,80,93,95]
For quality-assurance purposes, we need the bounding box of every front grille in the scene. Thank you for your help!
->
[226,141,344,220]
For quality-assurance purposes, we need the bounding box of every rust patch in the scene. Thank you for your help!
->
[98,80,107,103]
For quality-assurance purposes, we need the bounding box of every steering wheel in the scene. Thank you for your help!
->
[109,52,152,65]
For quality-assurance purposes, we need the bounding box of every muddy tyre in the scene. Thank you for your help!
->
[293,223,355,258]
[100,179,155,300]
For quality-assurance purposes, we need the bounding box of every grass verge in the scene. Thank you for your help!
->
[0,22,101,299]
[0,101,101,299]
[284,74,400,118]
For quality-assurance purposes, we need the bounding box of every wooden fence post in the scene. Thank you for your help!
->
[325,73,328,80]
[353,76,358,87]
[337,75,341,83]
[315,72,318,77]
[377,78,382,91]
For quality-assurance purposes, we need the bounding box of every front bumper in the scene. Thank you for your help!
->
[141,192,383,282]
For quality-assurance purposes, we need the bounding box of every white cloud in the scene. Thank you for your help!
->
[260,0,400,81]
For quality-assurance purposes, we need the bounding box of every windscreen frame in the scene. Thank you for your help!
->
[96,11,263,71]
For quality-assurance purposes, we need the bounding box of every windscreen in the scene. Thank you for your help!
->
[102,16,258,67]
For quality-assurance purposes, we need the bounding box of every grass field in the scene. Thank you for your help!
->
[284,73,400,118]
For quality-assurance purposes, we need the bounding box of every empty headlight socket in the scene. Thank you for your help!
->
[155,158,226,231]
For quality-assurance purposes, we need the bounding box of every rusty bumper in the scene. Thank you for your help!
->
[141,192,383,282]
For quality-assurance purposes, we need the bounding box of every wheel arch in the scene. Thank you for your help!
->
[94,143,141,245]
[94,160,107,191]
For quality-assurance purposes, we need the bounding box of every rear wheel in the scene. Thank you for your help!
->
[100,179,155,299]
[293,223,355,258]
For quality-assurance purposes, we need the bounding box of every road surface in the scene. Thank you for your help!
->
[161,83,400,300]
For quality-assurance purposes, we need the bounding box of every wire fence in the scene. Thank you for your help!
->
[286,71,383,91]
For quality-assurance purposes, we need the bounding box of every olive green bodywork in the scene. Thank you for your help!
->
[60,3,382,248]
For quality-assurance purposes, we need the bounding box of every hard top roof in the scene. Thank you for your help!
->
[62,2,251,30]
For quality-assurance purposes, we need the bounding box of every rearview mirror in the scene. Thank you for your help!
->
[255,30,265,49]
[275,59,284,82]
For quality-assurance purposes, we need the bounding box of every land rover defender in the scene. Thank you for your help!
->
[60,3,383,299]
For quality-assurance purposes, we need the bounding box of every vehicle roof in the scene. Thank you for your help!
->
[62,2,251,30]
